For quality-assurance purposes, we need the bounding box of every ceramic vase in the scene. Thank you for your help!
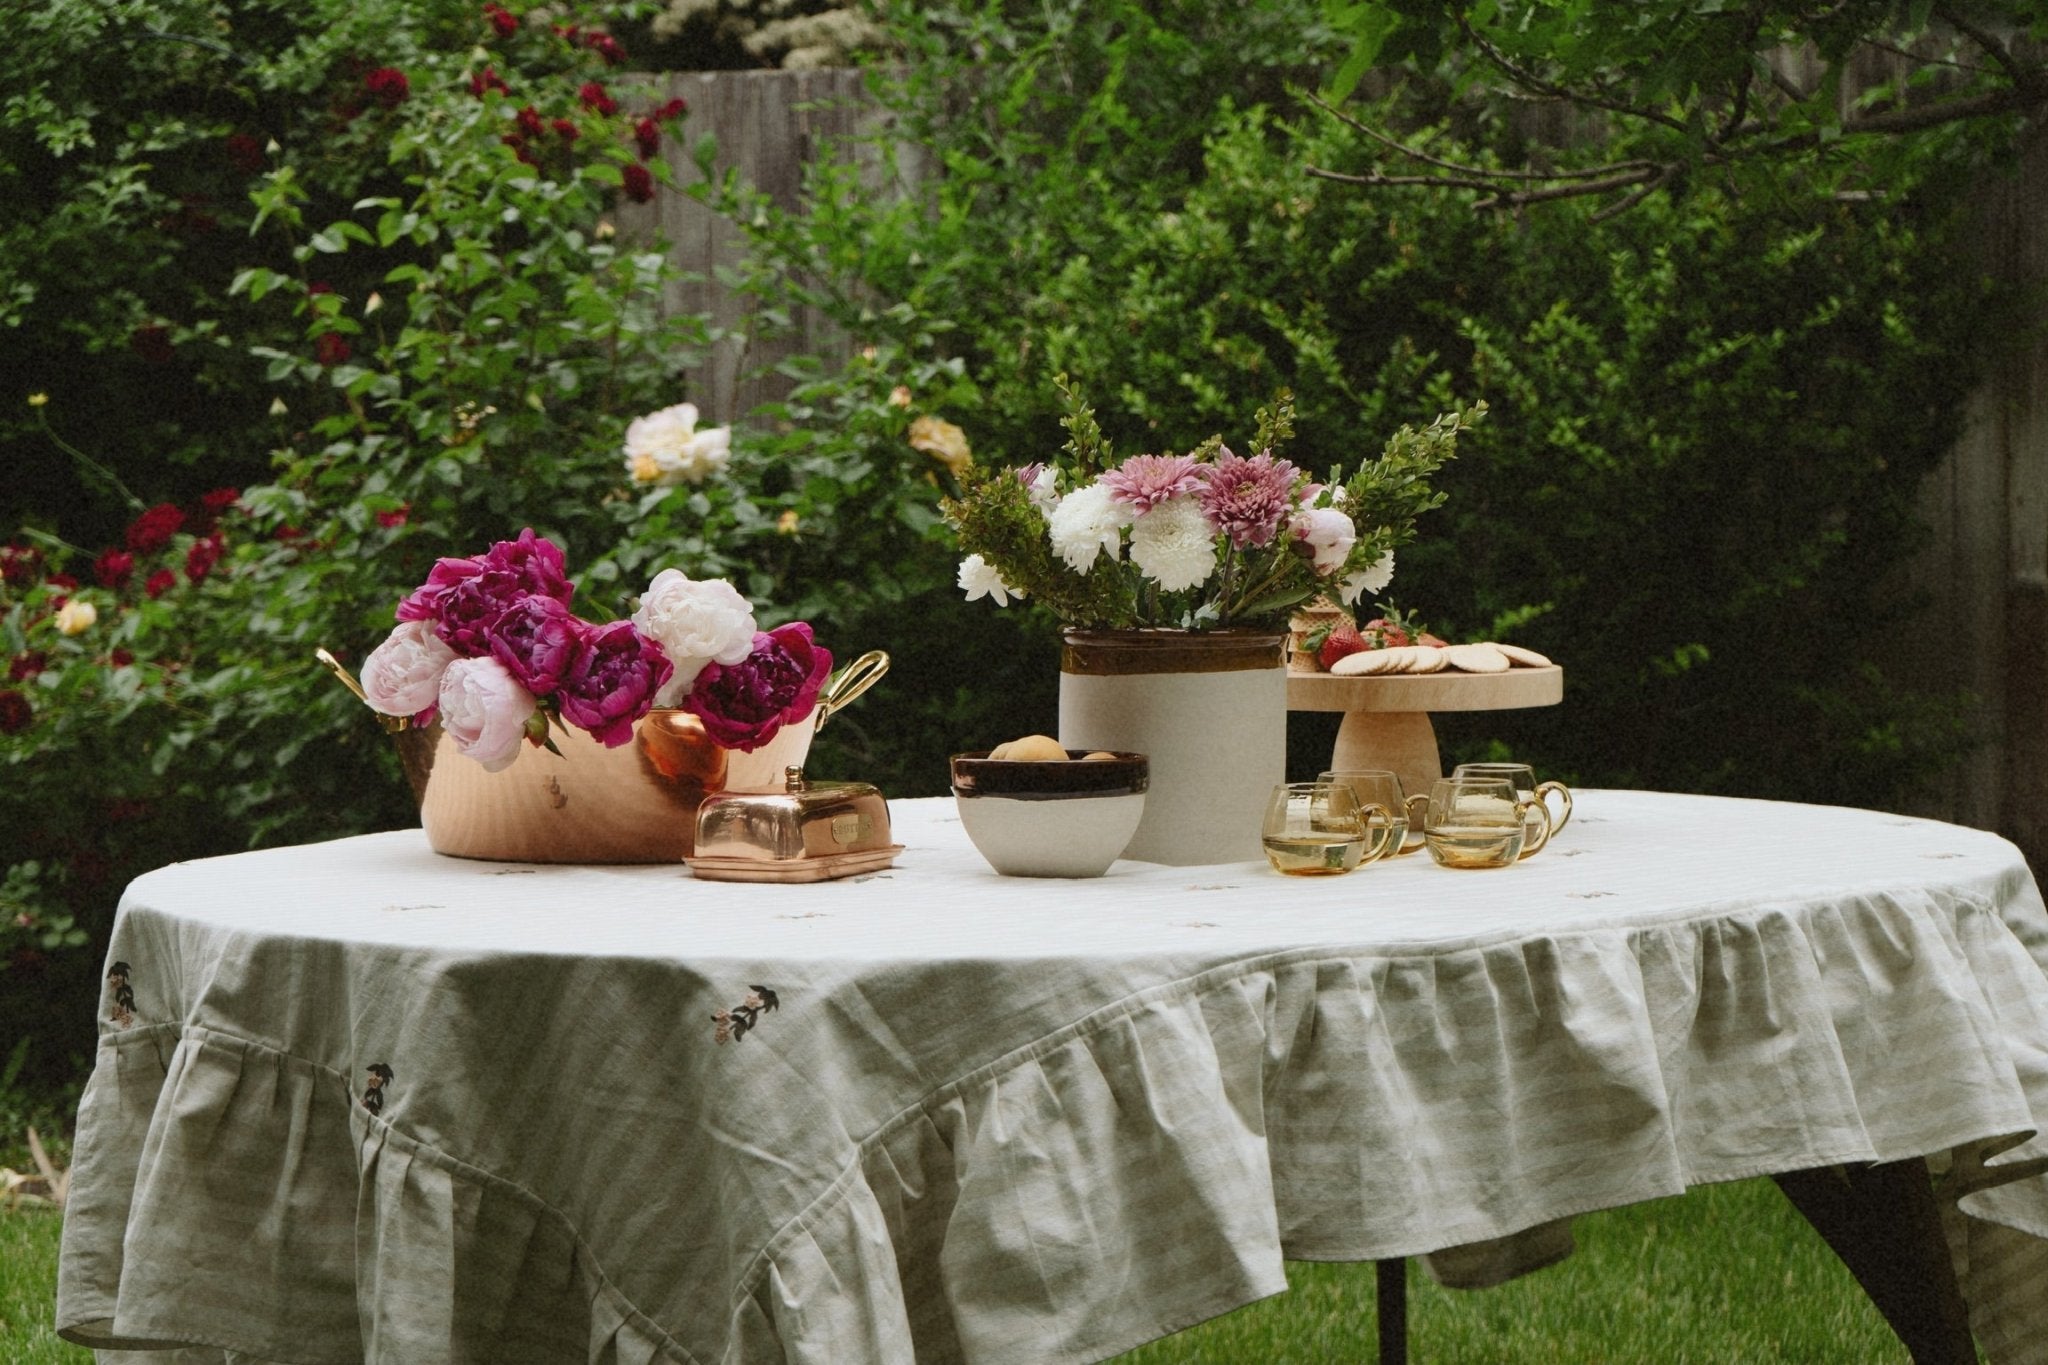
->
[1057,629,1288,865]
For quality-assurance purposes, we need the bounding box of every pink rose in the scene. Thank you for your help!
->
[681,622,832,753]
[487,595,587,697]
[362,620,459,722]
[556,621,672,748]
[437,657,537,772]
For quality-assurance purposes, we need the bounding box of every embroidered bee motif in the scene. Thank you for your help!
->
[361,1062,394,1115]
[713,986,779,1044]
[106,961,137,1029]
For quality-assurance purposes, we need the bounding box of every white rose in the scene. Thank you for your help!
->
[437,657,537,773]
[361,619,459,719]
[622,403,733,487]
[1045,481,1134,574]
[631,568,758,703]
[54,599,97,636]
[957,553,1024,607]
[1340,550,1396,606]
[1290,506,1357,574]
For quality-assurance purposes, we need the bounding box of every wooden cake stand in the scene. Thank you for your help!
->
[1288,665,1564,797]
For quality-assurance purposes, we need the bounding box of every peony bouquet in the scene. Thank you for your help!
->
[944,377,1482,631]
[359,530,830,770]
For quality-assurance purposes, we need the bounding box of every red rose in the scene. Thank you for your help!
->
[550,117,579,142]
[516,104,544,138]
[0,690,30,736]
[184,534,224,584]
[8,652,45,681]
[201,487,241,512]
[655,98,688,122]
[377,506,410,528]
[483,2,518,37]
[45,573,78,591]
[225,133,265,174]
[126,503,185,553]
[621,162,654,204]
[470,66,510,98]
[315,333,351,367]
[365,67,410,109]
[272,525,304,543]
[584,32,625,66]
[578,81,616,116]
[130,324,174,366]
[307,281,334,297]
[95,549,134,589]
[633,117,659,160]
[110,648,135,668]
[500,133,539,168]
[0,542,40,586]
[144,569,176,598]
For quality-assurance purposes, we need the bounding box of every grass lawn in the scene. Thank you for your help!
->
[2,1178,1914,1363]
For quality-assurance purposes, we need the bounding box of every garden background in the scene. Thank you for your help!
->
[3,0,2047,1356]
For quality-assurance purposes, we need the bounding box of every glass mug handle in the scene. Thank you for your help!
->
[1536,780,1573,835]
[1399,792,1430,855]
[1357,803,1397,865]
[1515,795,1555,859]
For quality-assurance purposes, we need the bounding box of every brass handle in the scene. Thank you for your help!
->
[316,646,411,734]
[1537,779,1573,835]
[1398,792,1430,855]
[814,650,889,733]
[1357,803,1397,866]
[1515,794,1555,859]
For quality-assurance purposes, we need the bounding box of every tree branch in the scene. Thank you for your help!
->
[1305,91,1658,183]
[1458,15,1691,133]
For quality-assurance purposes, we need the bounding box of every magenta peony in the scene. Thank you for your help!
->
[556,620,671,747]
[681,622,832,753]
[487,595,587,697]
[480,528,574,603]
[396,530,574,656]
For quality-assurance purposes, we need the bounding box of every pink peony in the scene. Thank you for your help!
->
[487,595,587,697]
[1102,453,1206,514]
[1200,447,1299,549]
[556,620,671,747]
[437,657,536,772]
[681,622,832,753]
[362,619,459,722]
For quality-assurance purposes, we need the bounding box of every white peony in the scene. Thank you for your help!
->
[1339,550,1396,606]
[1045,481,1134,574]
[957,554,1024,607]
[631,568,758,704]
[622,403,733,487]
[361,619,458,719]
[1290,506,1357,574]
[1128,496,1218,592]
[437,657,537,773]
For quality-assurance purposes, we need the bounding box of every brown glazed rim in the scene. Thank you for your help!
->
[950,750,1150,799]
[1060,628,1288,677]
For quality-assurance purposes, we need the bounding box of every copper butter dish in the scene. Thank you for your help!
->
[687,766,903,883]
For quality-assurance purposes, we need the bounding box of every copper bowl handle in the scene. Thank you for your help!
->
[814,650,889,733]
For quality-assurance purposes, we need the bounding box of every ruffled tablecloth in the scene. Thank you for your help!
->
[57,791,2048,1365]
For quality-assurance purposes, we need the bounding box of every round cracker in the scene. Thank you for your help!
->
[1330,647,1403,676]
[1491,642,1553,668]
[1403,646,1450,674]
[1444,643,1510,674]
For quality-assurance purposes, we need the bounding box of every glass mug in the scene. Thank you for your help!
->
[1421,776,1552,869]
[1261,781,1397,876]
[1451,762,1572,855]
[1318,769,1427,857]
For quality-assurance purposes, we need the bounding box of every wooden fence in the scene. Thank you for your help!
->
[623,68,2048,871]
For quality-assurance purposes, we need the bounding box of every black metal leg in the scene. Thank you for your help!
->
[1376,1257,1408,1365]
[1772,1159,1975,1365]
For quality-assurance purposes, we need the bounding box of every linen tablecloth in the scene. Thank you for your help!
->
[57,791,2048,1364]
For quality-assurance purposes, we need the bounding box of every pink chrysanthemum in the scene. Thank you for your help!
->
[1102,453,1206,514]
[1200,447,1300,548]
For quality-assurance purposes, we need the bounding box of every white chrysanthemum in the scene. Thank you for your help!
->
[957,554,1024,608]
[1026,465,1060,517]
[623,403,733,487]
[632,568,758,703]
[1339,550,1396,606]
[1128,496,1218,592]
[1046,481,1133,573]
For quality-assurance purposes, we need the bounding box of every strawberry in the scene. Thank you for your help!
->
[1360,617,1411,650]
[1317,622,1365,671]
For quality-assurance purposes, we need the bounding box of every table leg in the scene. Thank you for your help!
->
[1330,710,1442,800]
[1376,1258,1408,1365]
[1771,1160,1975,1365]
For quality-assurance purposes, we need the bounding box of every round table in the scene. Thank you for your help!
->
[57,792,2048,1365]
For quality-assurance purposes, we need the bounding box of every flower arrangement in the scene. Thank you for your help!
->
[944,377,1483,631]
[360,531,831,769]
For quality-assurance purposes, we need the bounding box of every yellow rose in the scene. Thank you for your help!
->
[908,416,972,479]
[56,599,97,636]
[776,510,801,535]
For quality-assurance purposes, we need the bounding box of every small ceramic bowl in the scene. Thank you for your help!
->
[949,751,1149,877]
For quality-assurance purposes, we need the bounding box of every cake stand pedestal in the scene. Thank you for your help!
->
[1288,665,1563,798]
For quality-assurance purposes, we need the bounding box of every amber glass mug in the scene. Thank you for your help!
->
[1420,776,1552,869]
[1318,769,1428,857]
[1261,782,1398,876]
[1450,762,1572,856]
